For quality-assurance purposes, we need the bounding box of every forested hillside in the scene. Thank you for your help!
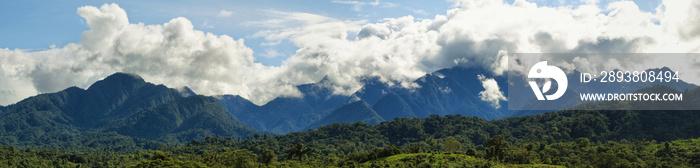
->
[2,109,700,167]
[0,73,259,151]
[2,72,699,167]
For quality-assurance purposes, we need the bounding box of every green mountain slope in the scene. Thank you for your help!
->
[106,95,258,142]
[0,72,259,150]
[306,100,384,129]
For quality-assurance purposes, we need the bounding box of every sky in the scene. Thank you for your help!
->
[0,0,698,106]
[0,0,661,65]
[0,0,453,66]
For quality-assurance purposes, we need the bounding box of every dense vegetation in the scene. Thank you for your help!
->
[0,73,259,151]
[2,110,700,167]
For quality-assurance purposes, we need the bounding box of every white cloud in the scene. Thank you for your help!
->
[2,0,700,106]
[260,48,283,58]
[332,0,398,12]
[202,21,214,28]
[477,74,506,109]
[581,0,599,5]
[218,10,233,17]
[409,8,428,15]
[245,10,336,29]
[255,0,700,101]
[0,4,301,105]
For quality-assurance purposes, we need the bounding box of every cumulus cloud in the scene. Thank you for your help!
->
[0,3,300,105]
[2,0,700,106]
[477,74,506,109]
[254,0,700,102]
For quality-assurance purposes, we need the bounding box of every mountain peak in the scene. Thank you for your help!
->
[86,72,147,91]
[175,86,196,97]
[648,66,673,72]
[103,72,145,83]
[319,75,331,84]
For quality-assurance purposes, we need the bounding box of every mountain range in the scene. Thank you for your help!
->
[219,66,697,134]
[1,65,697,148]
[218,67,509,134]
[0,73,259,148]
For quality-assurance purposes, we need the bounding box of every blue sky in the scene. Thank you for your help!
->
[0,0,661,66]
[0,0,453,66]
[4,0,694,106]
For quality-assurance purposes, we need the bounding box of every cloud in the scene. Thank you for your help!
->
[245,10,336,29]
[255,0,700,100]
[2,0,700,106]
[202,21,214,28]
[332,0,398,12]
[408,8,428,15]
[0,3,301,105]
[260,48,283,58]
[218,10,233,17]
[477,74,506,109]
[581,0,599,5]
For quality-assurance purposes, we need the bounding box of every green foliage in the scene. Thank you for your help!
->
[261,149,277,165]
[287,142,313,161]
[443,137,461,153]
[3,120,700,167]
[348,145,402,163]
[4,98,700,167]
[486,135,510,161]
[130,155,209,168]
[0,73,260,152]
[214,149,257,167]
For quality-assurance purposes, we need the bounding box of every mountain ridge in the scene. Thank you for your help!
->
[306,100,384,130]
[220,66,698,134]
[0,72,260,149]
[219,66,509,134]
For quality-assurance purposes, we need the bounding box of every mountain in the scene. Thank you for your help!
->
[218,77,351,134]
[306,100,384,129]
[219,66,509,134]
[348,77,394,105]
[353,67,507,120]
[372,92,416,120]
[217,95,260,127]
[217,65,696,134]
[175,86,196,97]
[105,95,257,142]
[71,73,182,127]
[0,72,259,149]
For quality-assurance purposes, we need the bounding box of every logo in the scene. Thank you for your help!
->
[528,61,567,100]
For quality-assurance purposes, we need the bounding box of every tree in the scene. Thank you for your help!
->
[466,148,477,156]
[287,142,313,161]
[443,137,461,153]
[261,149,277,165]
[216,150,257,167]
[129,158,208,168]
[151,151,168,161]
[486,135,510,161]
[409,145,420,153]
